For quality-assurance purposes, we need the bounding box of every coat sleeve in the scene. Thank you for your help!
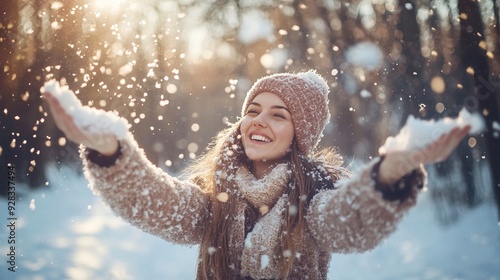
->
[79,132,210,245]
[305,158,426,253]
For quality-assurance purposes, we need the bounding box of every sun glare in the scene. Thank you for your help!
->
[91,0,129,16]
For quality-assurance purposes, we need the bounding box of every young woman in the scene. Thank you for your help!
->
[43,70,469,279]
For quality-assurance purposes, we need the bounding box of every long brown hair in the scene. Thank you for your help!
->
[182,121,345,279]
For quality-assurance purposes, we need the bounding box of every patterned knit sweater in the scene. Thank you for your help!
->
[80,132,425,279]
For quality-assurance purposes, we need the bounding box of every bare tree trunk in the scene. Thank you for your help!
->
[0,0,20,196]
[7,0,56,189]
[322,1,362,157]
[493,0,500,38]
[291,0,311,67]
[458,0,500,221]
[394,0,427,122]
[0,0,18,93]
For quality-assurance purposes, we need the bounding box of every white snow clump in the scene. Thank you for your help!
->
[260,254,269,270]
[345,41,384,70]
[41,80,129,140]
[379,108,485,154]
[297,70,329,96]
[493,121,500,131]
[360,89,372,98]
[238,10,274,45]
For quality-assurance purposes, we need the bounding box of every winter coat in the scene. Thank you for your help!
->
[80,132,426,279]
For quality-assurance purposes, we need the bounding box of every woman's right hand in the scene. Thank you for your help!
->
[43,93,119,156]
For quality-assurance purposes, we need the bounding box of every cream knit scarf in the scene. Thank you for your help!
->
[234,163,292,279]
[235,163,291,209]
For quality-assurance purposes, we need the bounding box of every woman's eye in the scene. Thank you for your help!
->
[274,114,285,119]
[246,109,259,115]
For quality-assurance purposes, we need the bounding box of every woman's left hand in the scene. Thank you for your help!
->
[377,125,471,185]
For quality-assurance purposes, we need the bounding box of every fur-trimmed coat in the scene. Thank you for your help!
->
[80,132,425,279]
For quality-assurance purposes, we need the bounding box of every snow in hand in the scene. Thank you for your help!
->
[41,80,129,140]
[379,108,485,154]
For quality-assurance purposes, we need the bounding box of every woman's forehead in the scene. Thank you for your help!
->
[250,92,287,107]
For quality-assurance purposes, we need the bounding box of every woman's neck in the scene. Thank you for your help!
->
[251,160,284,179]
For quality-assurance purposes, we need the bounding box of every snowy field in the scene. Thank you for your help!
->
[1,164,499,280]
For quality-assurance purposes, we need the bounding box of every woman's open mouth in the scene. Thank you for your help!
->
[250,133,272,143]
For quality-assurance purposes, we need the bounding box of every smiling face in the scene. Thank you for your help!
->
[240,92,295,176]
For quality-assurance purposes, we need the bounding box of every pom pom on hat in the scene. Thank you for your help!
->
[241,70,331,155]
[297,71,330,96]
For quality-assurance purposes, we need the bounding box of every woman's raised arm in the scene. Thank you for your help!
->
[42,86,210,245]
[306,126,469,253]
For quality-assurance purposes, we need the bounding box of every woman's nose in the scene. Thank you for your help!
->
[253,114,268,127]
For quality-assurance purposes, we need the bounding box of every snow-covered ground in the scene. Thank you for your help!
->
[1,164,499,280]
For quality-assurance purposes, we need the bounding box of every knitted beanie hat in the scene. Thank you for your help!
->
[241,70,331,155]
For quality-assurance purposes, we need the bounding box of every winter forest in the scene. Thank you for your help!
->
[1,0,500,279]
